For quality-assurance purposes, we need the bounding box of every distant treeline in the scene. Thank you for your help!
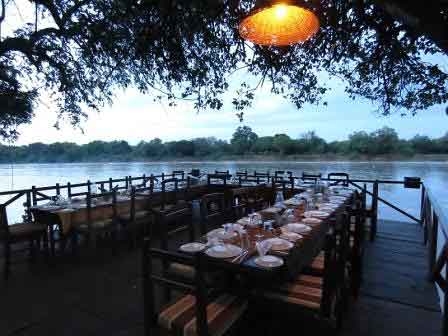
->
[0,126,447,163]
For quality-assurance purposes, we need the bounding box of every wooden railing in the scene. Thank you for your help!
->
[422,185,448,332]
[0,171,190,222]
[0,170,426,226]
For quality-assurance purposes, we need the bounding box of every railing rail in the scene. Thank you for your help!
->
[422,185,448,333]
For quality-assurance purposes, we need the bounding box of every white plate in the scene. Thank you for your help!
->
[264,238,293,251]
[179,242,206,253]
[206,228,238,240]
[328,200,344,205]
[205,244,242,258]
[320,203,339,208]
[329,196,347,201]
[279,231,302,242]
[237,218,250,225]
[40,204,61,210]
[302,217,322,225]
[254,255,284,268]
[318,206,335,213]
[304,210,330,219]
[286,223,312,234]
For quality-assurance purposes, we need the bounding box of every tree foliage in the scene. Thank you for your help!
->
[0,0,446,140]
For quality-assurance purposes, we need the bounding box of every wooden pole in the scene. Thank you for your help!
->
[371,181,379,241]
[428,212,439,278]
[420,184,426,226]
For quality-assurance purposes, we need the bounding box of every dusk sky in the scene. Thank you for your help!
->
[4,1,448,146]
[13,69,447,145]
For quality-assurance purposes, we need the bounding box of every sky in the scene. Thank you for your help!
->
[3,1,448,145]
[12,79,448,145]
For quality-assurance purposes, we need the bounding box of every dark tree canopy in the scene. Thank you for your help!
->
[0,0,447,140]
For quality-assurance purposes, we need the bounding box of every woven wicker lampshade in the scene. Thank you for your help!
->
[239,0,319,46]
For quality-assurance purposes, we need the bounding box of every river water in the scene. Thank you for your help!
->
[0,161,447,224]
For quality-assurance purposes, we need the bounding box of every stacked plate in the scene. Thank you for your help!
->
[264,238,293,251]
[302,217,322,225]
[279,231,302,242]
[304,210,330,219]
[286,223,312,234]
[254,255,284,268]
[318,206,335,213]
[205,244,242,258]
[206,228,237,240]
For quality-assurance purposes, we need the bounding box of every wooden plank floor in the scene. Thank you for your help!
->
[340,219,442,336]
[0,219,442,336]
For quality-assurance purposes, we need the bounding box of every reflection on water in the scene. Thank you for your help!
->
[0,161,447,224]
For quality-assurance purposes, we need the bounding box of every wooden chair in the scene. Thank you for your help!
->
[74,191,120,251]
[327,173,350,187]
[142,241,248,336]
[273,170,293,182]
[199,193,227,236]
[235,170,248,178]
[172,170,185,180]
[253,171,270,184]
[302,172,322,183]
[247,184,271,211]
[207,174,229,192]
[258,214,349,330]
[159,178,180,211]
[1,204,48,279]
[119,186,153,247]
[347,191,365,298]
[229,187,251,220]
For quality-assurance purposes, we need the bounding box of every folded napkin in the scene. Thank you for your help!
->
[256,240,272,256]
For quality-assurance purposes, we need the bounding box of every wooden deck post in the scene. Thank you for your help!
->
[420,184,426,226]
[428,212,439,279]
[25,191,32,221]
[31,186,37,206]
[371,181,379,241]
[444,262,448,336]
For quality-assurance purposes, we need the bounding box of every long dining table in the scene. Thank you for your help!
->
[184,188,355,283]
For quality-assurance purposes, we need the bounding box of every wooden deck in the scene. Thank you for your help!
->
[0,219,442,336]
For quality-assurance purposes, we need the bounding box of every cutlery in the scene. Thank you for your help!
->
[232,249,249,263]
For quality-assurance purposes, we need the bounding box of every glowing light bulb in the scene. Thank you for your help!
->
[274,4,288,19]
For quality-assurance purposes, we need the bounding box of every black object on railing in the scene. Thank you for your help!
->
[404,177,421,189]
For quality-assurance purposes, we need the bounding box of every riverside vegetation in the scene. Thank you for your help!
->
[1,126,447,163]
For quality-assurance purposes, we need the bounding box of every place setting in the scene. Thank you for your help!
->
[253,240,284,269]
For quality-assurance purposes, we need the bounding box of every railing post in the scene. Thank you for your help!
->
[26,191,32,221]
[424,197,431,245]
[56,183,60,196]
[31,186,37,206]
[109,178,113,190]
[371,181,379,241]
[420,184,426,226]
[428,212,439,279]
[444,262,448,335]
